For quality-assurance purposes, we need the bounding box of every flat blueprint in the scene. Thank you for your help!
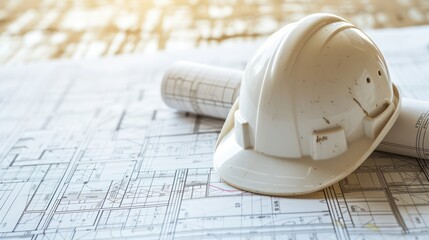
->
[1,26,429,239]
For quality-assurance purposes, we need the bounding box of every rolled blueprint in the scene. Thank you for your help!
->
[161,61,429,160]
[378,99,429,160]
[161,61,242,119]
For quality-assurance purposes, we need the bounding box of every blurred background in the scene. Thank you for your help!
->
[1,0,428,64]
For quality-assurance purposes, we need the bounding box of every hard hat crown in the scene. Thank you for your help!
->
[238,14,395,160]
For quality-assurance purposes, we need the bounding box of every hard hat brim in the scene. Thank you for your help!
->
[213,85,401,196]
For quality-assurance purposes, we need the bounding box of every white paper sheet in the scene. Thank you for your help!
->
[0,26,429,239]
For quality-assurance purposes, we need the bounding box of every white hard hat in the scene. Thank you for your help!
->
[213,13,401,196]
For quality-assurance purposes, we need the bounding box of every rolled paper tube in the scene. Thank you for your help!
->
[378,98,429,160]
[161,61,429,160]
[161,61,241,119]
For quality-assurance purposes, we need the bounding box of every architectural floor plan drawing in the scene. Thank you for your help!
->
[1,26,429,239]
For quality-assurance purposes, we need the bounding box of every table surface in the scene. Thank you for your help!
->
[1,0,429,64]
